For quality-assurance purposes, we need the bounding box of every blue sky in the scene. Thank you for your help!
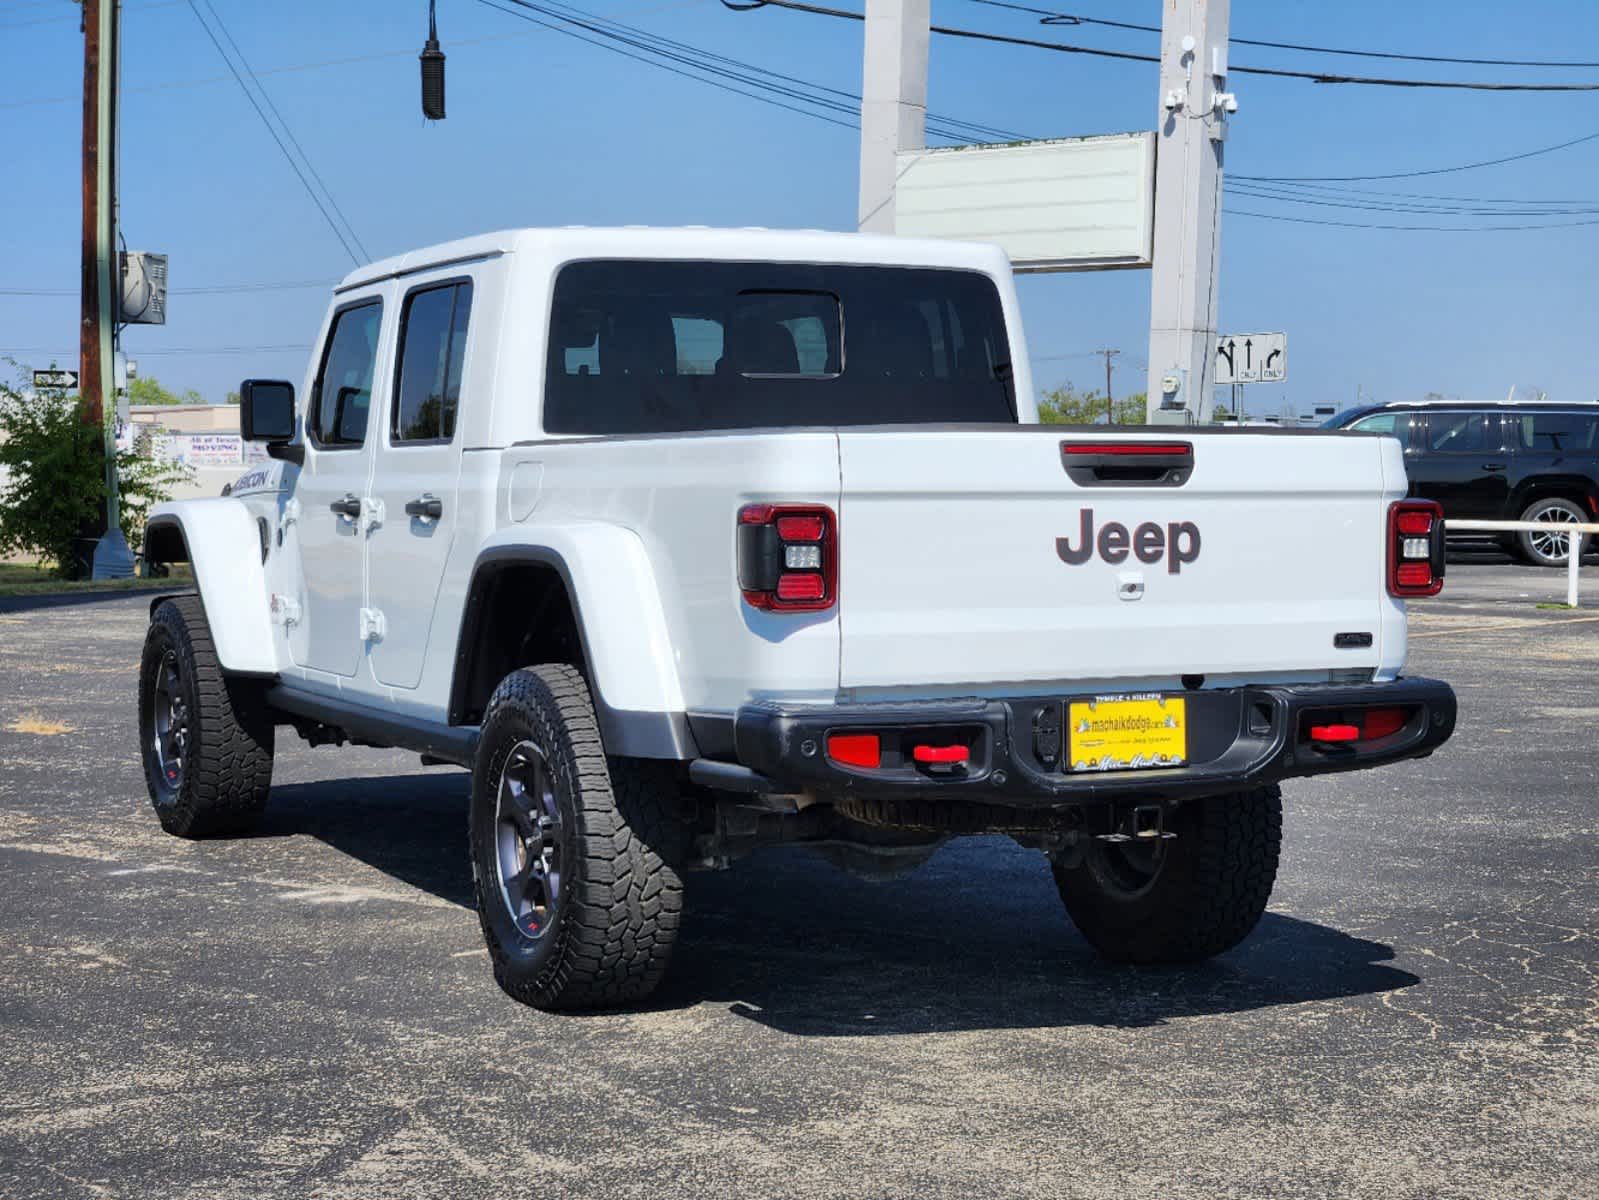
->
[2,0,1596,414]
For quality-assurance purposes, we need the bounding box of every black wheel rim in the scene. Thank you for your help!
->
[494,740,564,940]
[1087,838,1167,899]
[150,650,188,801]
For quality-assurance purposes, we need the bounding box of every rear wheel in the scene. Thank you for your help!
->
[1052,787,1281,964]
[469,665,686,1010]
[138,596,274,837]
[1516,497,1588,567]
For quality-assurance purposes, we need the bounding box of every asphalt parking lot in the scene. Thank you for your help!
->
[1,560,1595,1199]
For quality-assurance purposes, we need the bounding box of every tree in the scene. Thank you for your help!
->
[128,375,205,406]
[0,365,191,578]
[1037,383,1148,425]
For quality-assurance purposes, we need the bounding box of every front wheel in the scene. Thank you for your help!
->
[138,596,274,837]
[1052,787,1282,964]
[469,665,687,1011]
[1516,497,1588,567]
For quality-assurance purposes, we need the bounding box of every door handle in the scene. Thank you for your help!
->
[1482,462,1507,472]
[405,493,444,521]
[330,494,362,519]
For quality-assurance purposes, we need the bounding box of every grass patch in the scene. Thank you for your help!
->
[1535,602,1580,611]
[0,560,190,597]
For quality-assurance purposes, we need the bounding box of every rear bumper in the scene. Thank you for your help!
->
[725,677,1456,807]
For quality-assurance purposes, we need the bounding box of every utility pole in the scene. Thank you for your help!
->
[1145,0,1233,424]
[81,0,133,578]
[857,0,928,232]
[1097,348,1120,423]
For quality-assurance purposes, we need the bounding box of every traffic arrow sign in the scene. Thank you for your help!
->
[1216,332,1286,385]
[32,370,79,390]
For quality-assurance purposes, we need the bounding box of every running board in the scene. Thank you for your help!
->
[266,687,479,768]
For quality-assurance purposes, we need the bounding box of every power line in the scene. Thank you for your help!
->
[955,0,1599,69]
[726,0,1599,91]
[1234,129,1599,183]
[1226,208,1599,233]
[195,0,369,261]
[1,344,307,357]
[184,0,363,264]
[1227,183,1599,219]
[0,279,335,297]
[479,0,1026,142]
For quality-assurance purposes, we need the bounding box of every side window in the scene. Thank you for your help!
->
[393,281,473,443]
[1349,412,1400,435]
[1513,412,1599,453]
[310,301,383,447]
[1425,411,1495,455]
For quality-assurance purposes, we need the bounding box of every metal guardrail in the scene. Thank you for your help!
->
[1446,519,1599,607]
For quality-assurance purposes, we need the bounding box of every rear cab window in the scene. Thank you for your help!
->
[543,260,1016,434]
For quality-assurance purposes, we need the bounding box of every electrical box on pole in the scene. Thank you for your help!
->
[1145,0,1233,425]
[119,251,167,325]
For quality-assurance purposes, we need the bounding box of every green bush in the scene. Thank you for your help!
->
[0,367,191,578]
[1037,383,1149,425]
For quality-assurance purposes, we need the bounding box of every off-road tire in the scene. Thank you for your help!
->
[1053,786,1282,964]
[138,595,274,837]
[470,664,686,1011]
[1515,497,1588,567]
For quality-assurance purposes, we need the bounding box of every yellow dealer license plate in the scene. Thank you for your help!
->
[1068,695,1187,773]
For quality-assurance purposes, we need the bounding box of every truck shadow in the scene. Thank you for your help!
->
[258,771,1419,1035]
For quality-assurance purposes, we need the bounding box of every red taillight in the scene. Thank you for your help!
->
[1061,442,1192,457]
[1388,500,1444,597]
[737,503,837,613]
[827,733,880,768]
[775,514,825,542]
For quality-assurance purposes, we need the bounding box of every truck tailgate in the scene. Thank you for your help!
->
[836,429,1405,691]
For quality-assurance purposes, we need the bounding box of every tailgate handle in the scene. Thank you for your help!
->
[1062,441,1193,488]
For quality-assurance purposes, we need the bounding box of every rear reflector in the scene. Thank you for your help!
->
[827,733,881,769]
[912,744,970,765]
[1362,707,1409,739]
[1306,706,1415,746]
[775,573,826,602]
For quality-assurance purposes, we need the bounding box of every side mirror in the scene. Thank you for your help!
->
[240,379,296,442]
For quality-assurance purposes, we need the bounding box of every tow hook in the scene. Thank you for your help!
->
[1095,803,1177,844]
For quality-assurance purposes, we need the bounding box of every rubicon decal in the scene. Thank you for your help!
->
[1056,509,1201,574]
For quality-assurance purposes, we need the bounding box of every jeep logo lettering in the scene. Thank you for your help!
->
[1056,509,1201,575]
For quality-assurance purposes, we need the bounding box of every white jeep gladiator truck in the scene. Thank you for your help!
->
[139,227,1456,1011]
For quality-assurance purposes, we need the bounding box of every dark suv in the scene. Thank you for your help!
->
[1324,402,1599,566]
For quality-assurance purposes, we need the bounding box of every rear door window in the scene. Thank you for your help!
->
[543,260,1015,434]
[1424,411,1497,455]
[1511,411,1599,453]
[392,281,473,443]
[310,300,383,448]
[1349,412,1402,435]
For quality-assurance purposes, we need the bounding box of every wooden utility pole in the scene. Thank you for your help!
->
[1098,348,1120,423]
[80,0,108,432]
[81,0,131,576]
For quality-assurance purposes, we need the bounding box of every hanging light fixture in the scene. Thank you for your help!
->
[420,0,446,119]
